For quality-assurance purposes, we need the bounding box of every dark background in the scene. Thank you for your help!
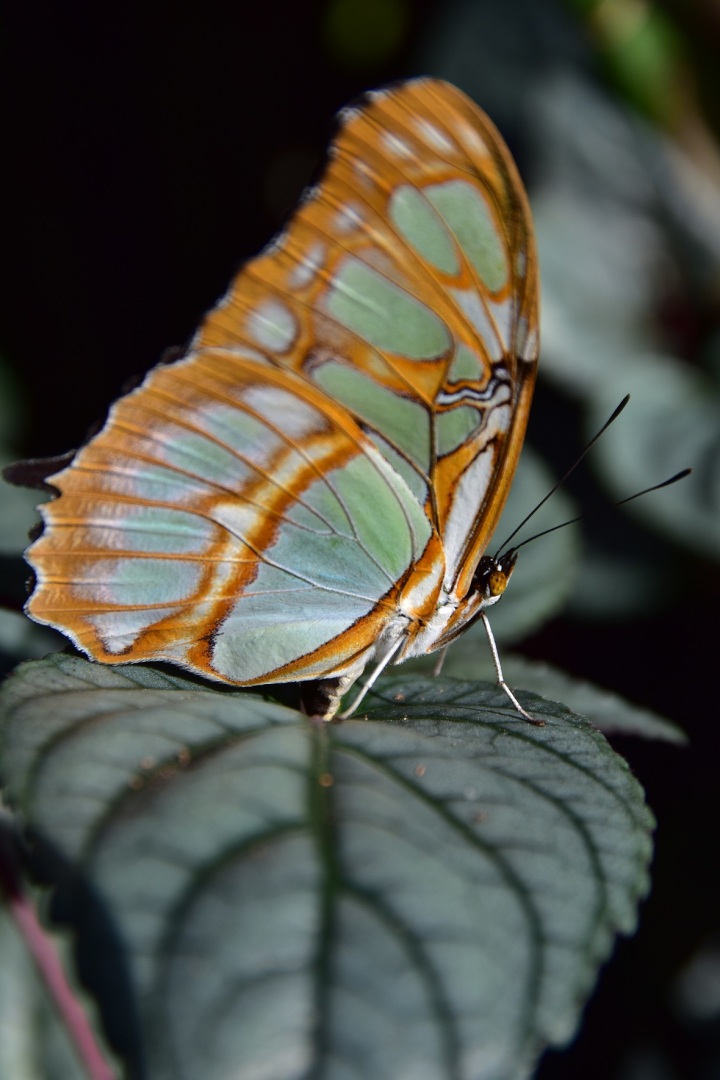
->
[2,2,719,1078]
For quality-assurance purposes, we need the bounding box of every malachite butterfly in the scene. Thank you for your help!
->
[20,78,539,720]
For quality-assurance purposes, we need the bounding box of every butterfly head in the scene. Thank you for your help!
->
[473,550,519,607]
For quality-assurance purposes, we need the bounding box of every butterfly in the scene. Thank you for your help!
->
[21,78,539,721]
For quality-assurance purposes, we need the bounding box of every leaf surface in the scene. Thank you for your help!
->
[0,655,654,1080]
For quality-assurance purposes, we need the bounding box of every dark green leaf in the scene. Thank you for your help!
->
[0,655,654,1080]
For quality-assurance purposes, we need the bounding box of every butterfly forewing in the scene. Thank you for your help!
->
[196,79,538,596]
[24,78,538,699]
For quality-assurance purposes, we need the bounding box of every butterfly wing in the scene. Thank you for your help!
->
[196,78,539,601]
[25,78,538,690]
[26,354,432,685]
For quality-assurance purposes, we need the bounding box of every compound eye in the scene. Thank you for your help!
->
[487,570,508,597]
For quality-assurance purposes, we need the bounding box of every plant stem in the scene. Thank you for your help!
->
[0,834,117,1080]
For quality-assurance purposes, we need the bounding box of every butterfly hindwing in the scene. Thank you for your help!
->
[28,353,431,684]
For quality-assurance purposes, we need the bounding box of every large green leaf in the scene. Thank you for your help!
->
[0,654,653,1080]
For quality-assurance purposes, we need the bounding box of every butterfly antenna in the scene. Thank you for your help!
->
[494,395,631,558]
[508,468,692,553]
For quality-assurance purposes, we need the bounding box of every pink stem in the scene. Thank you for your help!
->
[0,841,117,1080]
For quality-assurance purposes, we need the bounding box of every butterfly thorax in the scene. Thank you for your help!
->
[395,548,518,662]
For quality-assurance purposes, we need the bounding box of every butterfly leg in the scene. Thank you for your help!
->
[480,612,544,726]
[432,646,449,676]
[337,637,405,720]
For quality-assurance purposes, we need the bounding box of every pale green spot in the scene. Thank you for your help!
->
[368,433,428,504]
[158,397,318,491]
[80,557,202,606]
[199,404,274,452]
[436,407,480,457]
[322,454,429,579]
[448,344,484,383]
[161,433,253,489]
[390,185,459,275]
[248,299,298,353]
[210,438,435,679]
[105,462,204,505]
[313,361,431,474]
[214,577,374,680]
[104,505,214,554]
[266,453,429,590]
[284,480,356,538]
[212,446,433,679]
[89,606,185,654]
[427,181,508,291]
[240,389,320,440]
[326,259,451,359]
[450,288,503,358]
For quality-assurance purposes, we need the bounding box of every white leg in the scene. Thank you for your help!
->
[480,613,544,726]
[338,638,404,719]
[433,645,449,676]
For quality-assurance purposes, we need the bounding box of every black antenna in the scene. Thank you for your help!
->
[494,395,631,558]
[507,468,692,553]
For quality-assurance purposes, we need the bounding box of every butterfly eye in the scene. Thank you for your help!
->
[487,570,509,597]
[477,549,518,598]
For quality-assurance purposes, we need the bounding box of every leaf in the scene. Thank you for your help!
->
[443,650,683,743]
[0,458,48,556]
[0,654,654,1080]
[0,611,65,662]
[409,639,685,743]
[588,358,720,560]
[527,77,673,399]
[520,78,720,561]
[493,658,686,743]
